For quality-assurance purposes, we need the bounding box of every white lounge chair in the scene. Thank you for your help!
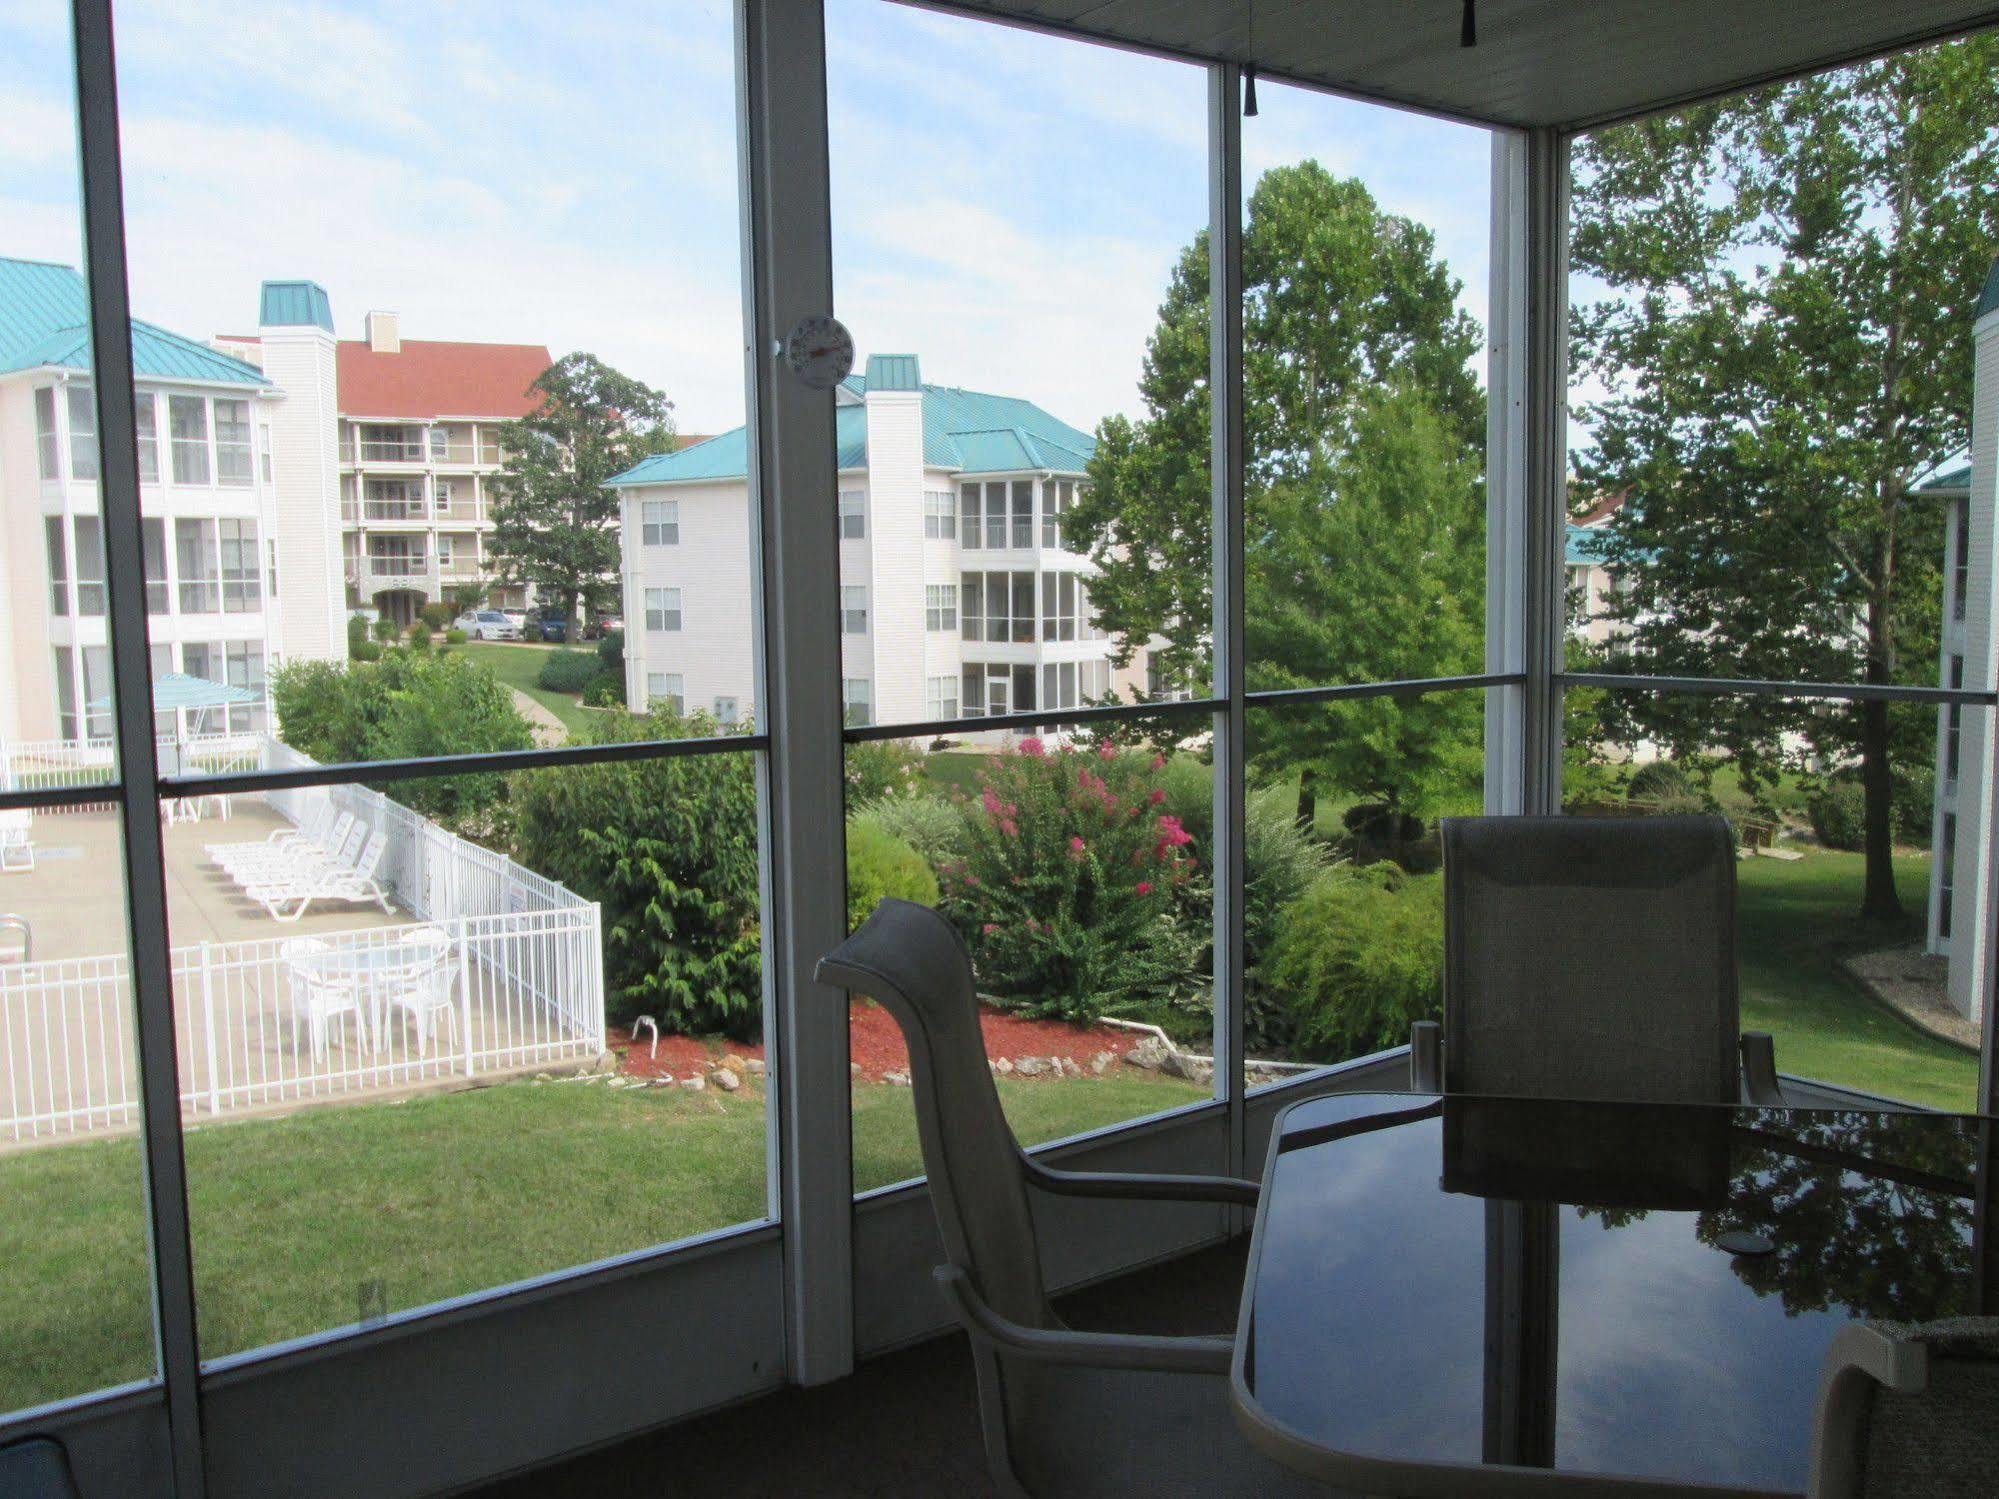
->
[281,935,370,1061]
[246,831,394,922]
[222,816,364,886]
[0,809,33,873]
[207,800,335,863]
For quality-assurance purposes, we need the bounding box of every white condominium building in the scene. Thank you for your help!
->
[607,354,1145,732]
[221,301,550,625]
[0,257,345,752]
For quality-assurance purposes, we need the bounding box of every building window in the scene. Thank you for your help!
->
[643,498,680,545]
[842,585,868,634]
[961,574,983,641]
[644,587,682,632]
[176,518,220,612]
[67,384,99,481]
[926,675,958,720]
[34,387,59,480]
[1010,572,1035,643]
[44,518,68,617]
[926,584,957,631]
[1946,655,1965,786]
[985,481,1008,549]
[713,696,740,728]
[220,519,261,612]
[961,483,982,549]
[430,426,449,462]
[924,490,956,539]
[961,664,983,716]
[1059,572,1078,641]
[169,395,211,485]
[1011,480,1033,549]
[839,490,866,540]
[258,419,272,484]
[646,673,684,716]
[842,677,871,728]
[140,520,168,614]
[267,538,279,600]
[52,646,77,740]
[215,399,253,485]
[81,645,113,740]
[1043,478,1076,549]
[1042,571,1059,641]
[136,394,159,484]
[1954,497,1971,623]
[1940,812,1959,939]
[435,480,454,513]
[73,516,107,617]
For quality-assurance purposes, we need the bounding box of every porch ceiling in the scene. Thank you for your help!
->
[920,0,1999,129]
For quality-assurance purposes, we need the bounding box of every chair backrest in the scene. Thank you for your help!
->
[1441,814,1739,1103]
[348,832,388,883]
[816,900,1050,1333]
[1810,1318,1999,1498]
[319,811,357,860]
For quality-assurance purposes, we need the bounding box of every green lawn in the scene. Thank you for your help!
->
[451,640,594,738]
[0,1069,1201,1412]
[1734,849,1976,1110]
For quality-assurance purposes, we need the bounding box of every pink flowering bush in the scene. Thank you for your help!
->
[937,742,1201,1020]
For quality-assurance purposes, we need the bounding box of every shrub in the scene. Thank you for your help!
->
[581,669,625,707]
[536,649,599,694]
[1626,759,1690,802]
[418,601,454,632]
[346,614,369,656]
[861,792,966,867]
[443,627,468,645]
[404,620,432,652]
[510,707,762,1036]
[269,652,533,832]
[1893,760,1934,849]
[1808,777,1866,851]
[844,817,939,930]
[936,739,1200,1021]
[597,629,625,673]
[371,617,401,644]
[1263,865,1444,1060]
[350,639,382,663]
[844,738,925,807]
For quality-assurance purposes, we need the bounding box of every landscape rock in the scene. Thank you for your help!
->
[1013,1056,1048,1077]
[883,1070,912,1087]
[744,1058,767,1076]
[992,1056,1014,1075]
[1125,1034,1174,1071]
[681,1074,707,1092]
[1060,1057,1083,1078]
[1161,1050,1213,1086]
[1089,1051,1113,1076]
[712,1067,742,1093]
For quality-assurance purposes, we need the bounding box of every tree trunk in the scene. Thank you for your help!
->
[1295,768,1318,835]
[1857,696,1902,921]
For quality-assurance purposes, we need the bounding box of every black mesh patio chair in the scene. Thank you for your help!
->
[1409,814,1783,1105]
[1808,1318,1999,1497]
[818,899,1347,1498]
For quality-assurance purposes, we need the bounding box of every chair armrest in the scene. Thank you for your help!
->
[1409,1019,1442,1093]
[1740,1031,1784,1107]
[934,1265,1234,1375]
[1018,1152,1260,1207]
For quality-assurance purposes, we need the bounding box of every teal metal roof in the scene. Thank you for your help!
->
[1566,523,1613,567]
[1915,460,1972,495]
[864,353,921,391]
[259,279,333,332]
[1979,257,1999,323]
[609,370,1096,488]
[0,257,268,385]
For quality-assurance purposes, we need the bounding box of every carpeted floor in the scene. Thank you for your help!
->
[463,1238,1250,1498]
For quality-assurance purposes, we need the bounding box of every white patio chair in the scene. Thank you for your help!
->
[207,799,335,861]
[222,816,365,887]
[282,935,370,1061]
[0,809,33,873]
[212,808,352,877]
[247,832,395,922]
[380,927,459,1056]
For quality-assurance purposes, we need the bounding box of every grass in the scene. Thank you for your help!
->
[452,640,594,739]
[1734,849,1976,1111]
[0,1069,1202,1412]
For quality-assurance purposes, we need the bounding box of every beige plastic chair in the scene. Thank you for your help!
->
[1808,1318,1999,1497]
[818,899,1344,1498]
[1410,814,1783,1105]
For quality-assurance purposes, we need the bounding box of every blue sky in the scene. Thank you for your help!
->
[0,0,1492,438]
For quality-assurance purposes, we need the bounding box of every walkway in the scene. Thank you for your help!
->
[509,688,568,747]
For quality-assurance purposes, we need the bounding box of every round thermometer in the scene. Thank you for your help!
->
[784,315,855,390]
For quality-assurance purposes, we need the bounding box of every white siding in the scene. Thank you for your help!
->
[620,478,758,722]
[253,328,347,663]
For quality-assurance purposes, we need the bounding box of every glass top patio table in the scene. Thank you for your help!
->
[1231,1091,1991,1497]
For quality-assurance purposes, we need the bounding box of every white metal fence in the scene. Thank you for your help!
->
[1,731,264,800]
[0,740,606,1144]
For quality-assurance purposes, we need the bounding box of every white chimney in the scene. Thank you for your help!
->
[366,310,400,354]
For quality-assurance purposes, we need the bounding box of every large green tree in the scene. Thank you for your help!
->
[488,353,676,626]
[1572,35,1999,917]
[1068,162,1486,828]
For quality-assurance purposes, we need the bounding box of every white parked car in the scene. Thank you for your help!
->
[455,610,521,641]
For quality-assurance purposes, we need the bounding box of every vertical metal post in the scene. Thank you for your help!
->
[737,0,855,1385]
[1484,128,1569,817]
[1208,63,1249,1181]
[69,1,208,1491]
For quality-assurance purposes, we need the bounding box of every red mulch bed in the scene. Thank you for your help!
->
[611,1001,1144,1083]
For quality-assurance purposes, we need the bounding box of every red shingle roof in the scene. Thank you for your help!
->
[335,338,552,420]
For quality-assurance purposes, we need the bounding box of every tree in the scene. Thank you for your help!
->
[488,353,676,627]
[1066,162,1486,829]
[1571,35,1999,917]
